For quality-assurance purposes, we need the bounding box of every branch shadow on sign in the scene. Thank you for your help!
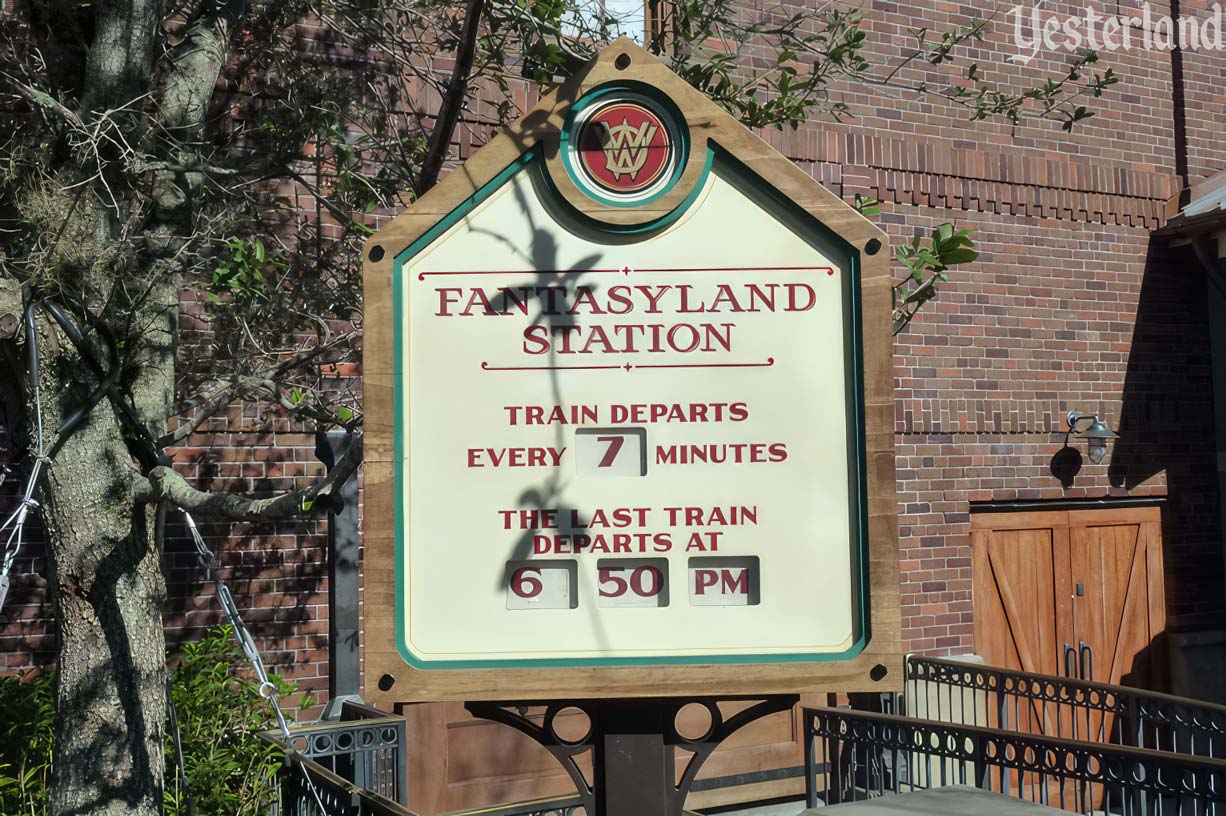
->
[460,156,620,653]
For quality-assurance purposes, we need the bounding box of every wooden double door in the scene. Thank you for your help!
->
[972,506,1168,695]
[972,505,1169,810]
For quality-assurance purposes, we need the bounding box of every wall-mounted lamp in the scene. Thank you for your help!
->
[1066,410,1119,464]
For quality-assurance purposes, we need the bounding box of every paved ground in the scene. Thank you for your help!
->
[700,787,1064,815]
[701,800,808,816]
[814,787,1062,814]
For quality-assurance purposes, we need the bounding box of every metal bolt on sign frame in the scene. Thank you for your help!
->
[467,695,798,816]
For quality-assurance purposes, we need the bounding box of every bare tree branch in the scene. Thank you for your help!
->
[0,72,85,130]
[159,333,353,446]
[287,169,375,235]
[417,0,486,195]
[133,432,362,519]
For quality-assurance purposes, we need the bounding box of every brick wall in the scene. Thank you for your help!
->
[162,423,335,704]
[1173,0,1226,181]
[768,0,1226,652]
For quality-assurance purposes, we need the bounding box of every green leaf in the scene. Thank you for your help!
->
[940,247,979,265]
[853,194,881,216]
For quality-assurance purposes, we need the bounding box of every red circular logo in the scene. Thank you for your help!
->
[575,100,675,197]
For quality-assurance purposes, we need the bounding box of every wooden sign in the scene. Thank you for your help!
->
[363,39,900,704]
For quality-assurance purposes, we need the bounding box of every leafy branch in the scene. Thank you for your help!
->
[644,2,1120,134]
[852,197,979,335]
[891,223,978,335]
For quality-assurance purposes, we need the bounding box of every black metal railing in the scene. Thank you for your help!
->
[263,700,413,816]
[804,705,1226,814]
[905,656,1226,757]
[261,660,1226,815]
[286,701,409,804]
[279,750,417,816]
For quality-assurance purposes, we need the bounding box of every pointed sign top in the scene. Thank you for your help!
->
[374,37,885,240]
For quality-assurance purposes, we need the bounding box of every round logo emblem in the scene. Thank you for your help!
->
[571,94,678,201]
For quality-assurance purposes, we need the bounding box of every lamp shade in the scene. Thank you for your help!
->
[1078,419,1119,464]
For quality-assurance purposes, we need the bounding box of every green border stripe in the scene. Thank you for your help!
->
[391,144,869,670]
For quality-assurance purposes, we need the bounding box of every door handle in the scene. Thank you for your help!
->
[1064,643,1077,678]
[1079,641,1093,681]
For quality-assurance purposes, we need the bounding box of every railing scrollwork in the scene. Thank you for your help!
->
[805,705,1226,814]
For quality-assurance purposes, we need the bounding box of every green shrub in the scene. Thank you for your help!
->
[0,666,54,815]
[0,625,304,816]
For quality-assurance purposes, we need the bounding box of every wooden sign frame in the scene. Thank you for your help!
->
[362,39,900,706]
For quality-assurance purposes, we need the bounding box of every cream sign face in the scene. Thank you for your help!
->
[391,144,868,668]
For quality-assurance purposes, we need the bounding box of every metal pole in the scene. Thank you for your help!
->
[321,429,363,719]
[806,719,819,809]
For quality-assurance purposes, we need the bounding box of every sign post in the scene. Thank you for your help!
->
[363,38,899,811]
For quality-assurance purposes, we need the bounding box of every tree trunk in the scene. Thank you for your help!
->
[33,281,175,815]
[26,0,242,805]
[37,354,167,814]
[44,460,166,816]
[31,0,219,798]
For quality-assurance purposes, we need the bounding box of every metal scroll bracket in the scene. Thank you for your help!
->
[466,695,799,816]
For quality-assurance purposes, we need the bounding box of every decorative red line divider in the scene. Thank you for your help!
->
[418,265,835,281]
[481,359,775,372]
[634,266,834,275]
[418,268,622,281]
[480,361,621,371]
[635,358,775,369]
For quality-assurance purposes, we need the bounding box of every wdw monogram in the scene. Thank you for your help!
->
[599,117,659,181]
